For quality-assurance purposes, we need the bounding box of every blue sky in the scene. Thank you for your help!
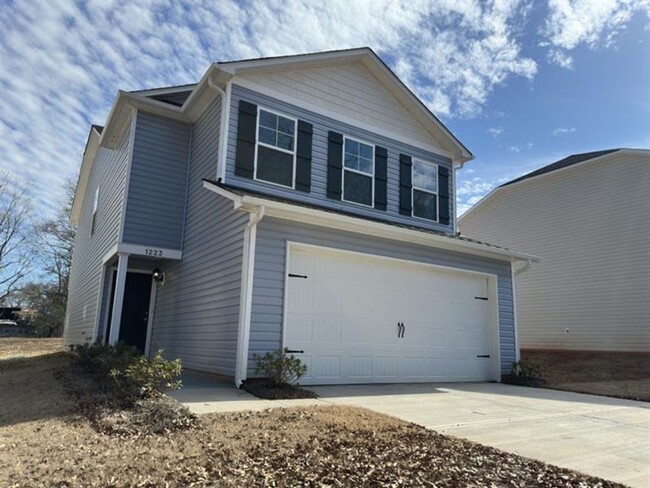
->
[1,0,649,216]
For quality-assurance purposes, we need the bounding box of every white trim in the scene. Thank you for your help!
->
[118,109,138,243]
[101,267,115,344]
[130,84,197,97]
[452,160,459,234]
[202,181,540,263]
[342,135,375,208]
[411,159,439,223]
[92,264,108,342]
[511,264,521,363]
[103,243,183,263]
[144,280,158,358]
[254,106,298,189]
[232,78,453,158]
[234,207,265,386]
[217,80,232,182]
[108,252,129,345]
[283,241,501,382]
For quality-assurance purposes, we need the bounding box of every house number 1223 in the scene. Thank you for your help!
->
[144,248,163,257]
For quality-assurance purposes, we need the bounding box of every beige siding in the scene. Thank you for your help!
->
[460,151,650,352]
[239,61,446,151]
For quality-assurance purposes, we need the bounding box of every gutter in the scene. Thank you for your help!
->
[234,205,266,387]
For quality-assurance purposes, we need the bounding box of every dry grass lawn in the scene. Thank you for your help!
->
[0,337,63,359]
[0,339,625,487]
[522,349,650,402]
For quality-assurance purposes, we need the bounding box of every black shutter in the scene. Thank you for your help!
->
[295,120,312,192]
[327,131,343,200]
[235,100,257,179]
[374,146,388,210]
[399,154,413,215]
[438,165,450,225]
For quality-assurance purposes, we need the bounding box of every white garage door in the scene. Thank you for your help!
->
[284,245,497,385]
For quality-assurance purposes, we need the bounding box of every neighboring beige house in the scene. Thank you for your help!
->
[460,149,650,352]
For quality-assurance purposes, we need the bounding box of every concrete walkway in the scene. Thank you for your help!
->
[172,374,650,487]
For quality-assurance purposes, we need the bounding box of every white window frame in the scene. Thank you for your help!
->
[342,135,375,208]
[411,159,439,223]
[253,106,297,189]
[91,186,100,236]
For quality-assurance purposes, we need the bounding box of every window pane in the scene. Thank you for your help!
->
[359,142,373,160]
[413,161,437,192]
[345,139,359,156]
[276,133,294,151]
[259,126,276,146]
[344,153,358,170]
[358,157,373,174]
[344,170,372,206]
[259,110,277,130]
[277,116,295,136]
[257,146,293,187]
[413,189,438,221]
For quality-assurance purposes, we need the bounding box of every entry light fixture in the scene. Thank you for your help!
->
[152,268,165,283]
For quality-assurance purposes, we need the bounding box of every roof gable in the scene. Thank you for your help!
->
[217,48,472,162]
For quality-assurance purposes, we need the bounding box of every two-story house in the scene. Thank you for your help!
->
[64,48,538,386]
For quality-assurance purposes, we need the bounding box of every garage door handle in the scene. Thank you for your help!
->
[286,349,304,354]
[477,354,490,358]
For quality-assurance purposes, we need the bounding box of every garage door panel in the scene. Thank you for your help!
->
[285,246,496,385]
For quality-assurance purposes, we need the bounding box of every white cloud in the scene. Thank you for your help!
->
[507,145,521,152]
[0,0,538,216]
[552,127,576,136]
[544,0,650,67]
[488,126,505,139]
[456,175,510,215]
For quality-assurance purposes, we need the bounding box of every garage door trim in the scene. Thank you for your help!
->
[281,241,502,383]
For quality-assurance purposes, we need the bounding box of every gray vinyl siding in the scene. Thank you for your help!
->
[151,97,248,376]
[226,85,454,233]
[122,112,191,249]
[249,217,515,375]
[63,118,133,345]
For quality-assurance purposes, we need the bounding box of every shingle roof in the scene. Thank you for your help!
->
[205,179,524,255]
[500,149,621,188]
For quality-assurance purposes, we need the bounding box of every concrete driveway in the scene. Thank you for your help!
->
[173,377,650,487]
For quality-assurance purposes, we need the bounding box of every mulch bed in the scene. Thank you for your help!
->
[242,377,318,400]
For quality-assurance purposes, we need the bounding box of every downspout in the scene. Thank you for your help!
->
[234,205,266,387]
[511,259,533,362]
[207,78,229,182]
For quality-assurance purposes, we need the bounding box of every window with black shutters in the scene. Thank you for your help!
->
[412,160,438,221]
[255,108,296,188]
[343,136,374,206]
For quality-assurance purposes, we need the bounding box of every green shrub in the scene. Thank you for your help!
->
[503,359,546,386]
[69,342,182,403]
[253,347,308,385]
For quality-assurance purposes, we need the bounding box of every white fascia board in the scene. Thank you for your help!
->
[129,84,197,97]
[217,48,371,75]
[70,127,102,225]
[202,181,539,263]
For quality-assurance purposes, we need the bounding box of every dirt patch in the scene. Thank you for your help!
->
[522,349,650,402]
[1,353,625,487]
[242,377,318,400]
[0,337,63,359]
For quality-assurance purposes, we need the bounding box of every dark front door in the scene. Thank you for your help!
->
[106,271,153,353]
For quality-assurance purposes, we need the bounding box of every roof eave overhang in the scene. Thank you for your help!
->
[70,126,102,225]
[203,181,538,264]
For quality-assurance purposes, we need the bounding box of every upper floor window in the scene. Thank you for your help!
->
[91,186,100,236]
[412,160,438,221]
[255,108,296,188]
[343,137,374,207]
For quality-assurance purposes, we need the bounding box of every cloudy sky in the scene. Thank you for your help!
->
[1,0,649,216]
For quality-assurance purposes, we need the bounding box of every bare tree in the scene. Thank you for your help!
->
[0,171,35,303]
[37,179,76,296]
